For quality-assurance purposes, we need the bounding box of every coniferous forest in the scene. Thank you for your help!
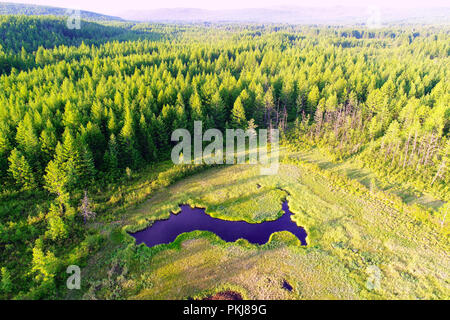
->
[0,14,448,300]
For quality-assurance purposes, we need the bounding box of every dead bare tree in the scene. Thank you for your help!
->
[408,131,418,166]
[314,108,323,138]
[279,105,288,132]
[391,141,401,166]
[440,212,447,228]
[423,133,438,166]
[416,136,427,170]
[403,132,411,168]
[80,190,96,223]
[431,157,447,186]
[439,205,448,228]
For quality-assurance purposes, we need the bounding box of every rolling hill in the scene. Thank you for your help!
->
[120,6,450,25]
[0,2,123,21]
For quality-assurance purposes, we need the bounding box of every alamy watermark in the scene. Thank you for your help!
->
[171,121,279,175]
[366,6,382,29]
[66,9,81,30]
[365,265,382,291]
[66,265,81,290]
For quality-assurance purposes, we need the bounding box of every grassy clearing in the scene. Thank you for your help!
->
[294,147,445,210]
[112,147,448,300]
[71,147,449,300]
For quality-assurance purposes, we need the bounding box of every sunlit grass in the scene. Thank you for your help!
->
[113,147,449,300]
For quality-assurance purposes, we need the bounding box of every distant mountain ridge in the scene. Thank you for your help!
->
[0,2,448,25]
[121,6,450,25]
[0,2,123,21]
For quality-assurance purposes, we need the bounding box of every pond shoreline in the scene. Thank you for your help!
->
[130,200,307,247]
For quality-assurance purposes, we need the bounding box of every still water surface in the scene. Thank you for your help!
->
[131,201,307,247]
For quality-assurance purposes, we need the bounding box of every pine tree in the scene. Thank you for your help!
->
[35,46,46,66]
[253,84,266,126]
[175,104,188,130]
[264,88,275,128]
[44,143,70,203]
[8,148,36,190]
[120,106,142,168]
[80,146,96,185]
[39,127,57,163]
[326,93,338,111]
[61,131,83,190]
[208,91,224,129]
[31,239,59,282]
[231,97,247,129]
[0,267,13,294]
[190,90,204,121]
[103,134,119,174]
[45,203,68,241]
[307,85,320,114]
[44,159,70,204]
[81,121,106,166]
[15,114,40,167]
[0,126,11,180]
[62,101,80,130]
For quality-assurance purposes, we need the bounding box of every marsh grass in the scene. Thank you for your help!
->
[72,146,449,300]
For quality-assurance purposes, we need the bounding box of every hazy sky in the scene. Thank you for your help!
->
[3,0,450,16]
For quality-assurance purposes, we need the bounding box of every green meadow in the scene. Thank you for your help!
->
[72,146,449,300]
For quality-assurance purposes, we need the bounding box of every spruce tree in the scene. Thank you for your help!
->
[231,97,247,129]
[8,148,36,190]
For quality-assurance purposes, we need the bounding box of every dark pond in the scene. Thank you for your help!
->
[130,201,307,247]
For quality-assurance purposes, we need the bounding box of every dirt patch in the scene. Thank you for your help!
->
[203,290,243,300]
